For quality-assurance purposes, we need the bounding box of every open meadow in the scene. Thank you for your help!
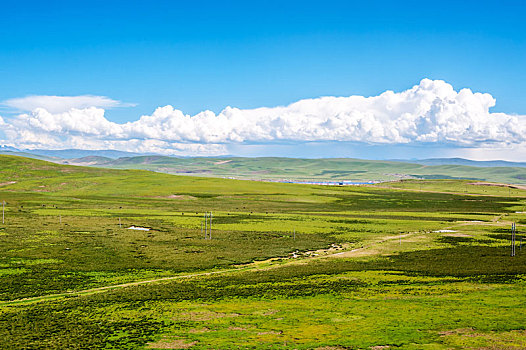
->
[0,154,525,349]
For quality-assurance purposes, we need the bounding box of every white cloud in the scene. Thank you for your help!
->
[1,79,525,157]
[454,144,526,162]
[2,95,135,113]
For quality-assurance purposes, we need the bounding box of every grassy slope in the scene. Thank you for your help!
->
[1,155,526,349]
[81,155,526,184]
[0,150,59,162]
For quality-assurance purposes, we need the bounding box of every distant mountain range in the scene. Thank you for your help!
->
[390,157,526,168]
[1,146,525,166]
[0,146,145,159]
[1,146,525,184]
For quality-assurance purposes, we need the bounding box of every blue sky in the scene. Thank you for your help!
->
[1,1,525,160]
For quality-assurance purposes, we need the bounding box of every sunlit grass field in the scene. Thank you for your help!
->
[0,154,525,349]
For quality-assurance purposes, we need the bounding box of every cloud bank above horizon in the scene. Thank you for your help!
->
[1,79,525,159]
[3,95,135,114]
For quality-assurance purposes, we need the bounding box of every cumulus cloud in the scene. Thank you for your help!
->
[2,95,135,113]
[1,79,525,156]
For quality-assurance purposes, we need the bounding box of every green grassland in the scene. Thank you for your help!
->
[66,155,526,184]
[0,154,525,349]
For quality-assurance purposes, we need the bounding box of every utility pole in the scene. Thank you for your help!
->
[512,222,516,257]
[204,213,207,239]
[209,212,212,240]
[2,201,4,224]
[511,222,514,257]
[119,217,122,228]
[515,223,518,255]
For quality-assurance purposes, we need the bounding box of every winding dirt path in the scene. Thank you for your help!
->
[0,232,420,307]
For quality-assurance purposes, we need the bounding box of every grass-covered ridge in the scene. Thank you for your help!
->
[0,154,525,349]
[57,154,526,184]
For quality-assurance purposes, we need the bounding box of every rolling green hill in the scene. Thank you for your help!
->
[61,155,526,184]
